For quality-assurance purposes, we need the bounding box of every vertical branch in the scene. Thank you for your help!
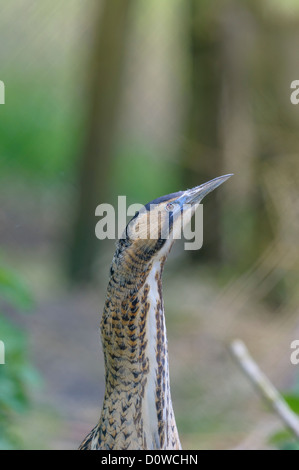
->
[68,0,133,282]
[218,1,258,268]
[183,0,223,261]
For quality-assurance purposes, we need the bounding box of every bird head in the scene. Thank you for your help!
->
[123,174,233,261]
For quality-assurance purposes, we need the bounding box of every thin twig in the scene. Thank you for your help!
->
[230,339,299,440]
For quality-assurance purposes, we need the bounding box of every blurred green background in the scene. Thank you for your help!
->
[1,0,299,450]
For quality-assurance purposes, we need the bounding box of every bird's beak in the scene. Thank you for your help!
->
[179,174,233,206]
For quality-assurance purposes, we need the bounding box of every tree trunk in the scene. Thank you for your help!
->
[218,1,257,268]
[183,0,223,261]
[68,0,133,282]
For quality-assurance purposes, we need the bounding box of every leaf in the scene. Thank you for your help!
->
[0,434,15,451]
[269,429,299,450]
[280,442,299,450]
[269,429,294,445]
[0,266,33,312]
[0,264,36,449]
[0,315,25,351]
[282,393,299,414]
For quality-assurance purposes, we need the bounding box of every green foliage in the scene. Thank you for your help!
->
[0,263,38,449]
[0,75,81,182]
[270,429,299,451]
[0,267,33,312]
[283,393,299,415]
[270,391,299,450]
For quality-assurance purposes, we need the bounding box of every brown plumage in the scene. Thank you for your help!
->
[79,175,232,450]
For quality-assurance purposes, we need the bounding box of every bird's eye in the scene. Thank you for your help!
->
[166,203,175,212]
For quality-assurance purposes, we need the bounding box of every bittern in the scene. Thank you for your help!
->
[79,174,232,450]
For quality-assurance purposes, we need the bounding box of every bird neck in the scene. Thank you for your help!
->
[98,240,181,450]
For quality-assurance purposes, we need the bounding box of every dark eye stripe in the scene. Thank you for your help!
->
[143,191,184,212]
